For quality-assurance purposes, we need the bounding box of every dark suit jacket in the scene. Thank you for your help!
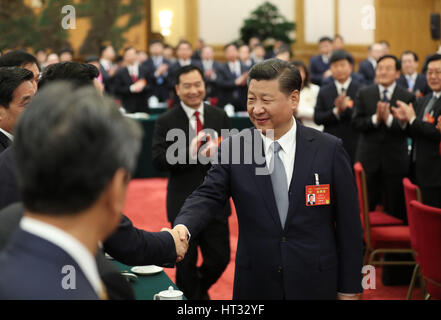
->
[152,103,231,223]
[396,74,431,97]
[0,131,11,153]
[358,59,376,85]
[0,148,19,210]
[142,57,172,102]
[352,84,416,174]
[408,93,441,187]
[99,63,115,95]
[314,79,363,163]
[0,228,99,299]
[201,60,223,99]
[113,65,150,113]
[216,62,249,111]
[174,123,363,299]
[309,55,330,86]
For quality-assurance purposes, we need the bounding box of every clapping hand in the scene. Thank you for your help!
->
[436,115,441,133]
[334,93,348,114]
[161,227,189,262]
[391,100,416,123]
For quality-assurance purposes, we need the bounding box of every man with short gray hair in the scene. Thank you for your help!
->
[0,82,142,299]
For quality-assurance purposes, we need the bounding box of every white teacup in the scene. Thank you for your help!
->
[154,286,183,300]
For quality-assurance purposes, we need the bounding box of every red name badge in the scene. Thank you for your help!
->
[306,184,331,206]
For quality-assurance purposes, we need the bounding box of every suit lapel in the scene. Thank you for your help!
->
[248,129,283,230]
[286,122,317,226]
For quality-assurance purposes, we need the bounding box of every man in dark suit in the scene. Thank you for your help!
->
[170,59,363,300]
[352,55,416,222]
[392,53,441,208]
[99,44,117,95]
[216,43,249,111]
[0,82,144,299]
[142,40,172,102]
[397,50,431,98]
[113,47,149,113]
[168,40,203,90]
[309,37,333,86]
[0,67,36,154]
[314,50,362,164]
[358,43,383,85]
[152,65,231,300]
[200,45,222,101]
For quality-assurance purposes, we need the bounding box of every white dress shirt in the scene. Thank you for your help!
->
[181,101,205,131]
[297,84,323,131]
[179,59,191,67]
[368,57,377,70]
[0,128,13,141]
[260,118,297,189]
[228,60,241,78]
[20,216,103,297]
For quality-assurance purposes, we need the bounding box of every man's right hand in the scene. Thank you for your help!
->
[161,227,189,262]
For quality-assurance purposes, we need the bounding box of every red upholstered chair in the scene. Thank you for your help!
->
[353,162,404,229]
[353,162,414,266]
[408,200,441,300]
[402,178,423,299]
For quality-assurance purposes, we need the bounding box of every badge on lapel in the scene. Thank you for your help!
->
[306,173,331,206]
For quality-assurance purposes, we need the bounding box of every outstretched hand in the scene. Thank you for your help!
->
[161,227,189,262]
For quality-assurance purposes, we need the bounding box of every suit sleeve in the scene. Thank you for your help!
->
[332,140,363,293]
[351,89,376,133]
[173,140,232,237]
[216,67,237,90]
[314,89,339,126]
[103,215,177,267]
[112,71,131,96]
[409,98,441,141]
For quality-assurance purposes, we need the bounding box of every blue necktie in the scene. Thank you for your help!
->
[382,89,389,102]
[269,142,289,229]
[407,76,415,91]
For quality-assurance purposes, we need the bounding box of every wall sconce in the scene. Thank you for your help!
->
[159,10,173,36]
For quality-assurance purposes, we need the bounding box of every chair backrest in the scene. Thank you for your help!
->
[402,178,422,253]
[408,200,441,299]
[353,162,372,247]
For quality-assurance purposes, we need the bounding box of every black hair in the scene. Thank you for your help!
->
[0,67,34,108]
[401,50,419,62]
[14,81,142,215]
[425,53,441,66]
[319,36,333,43]
[248,58,302,95]
[175,65,205,85]
[38,62,99,89]
[377,54,401,71]
[291,60,310,88]
[329,50,353,65]
[0,50,39,70]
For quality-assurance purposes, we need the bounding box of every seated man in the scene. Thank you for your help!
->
[0,82,142,299]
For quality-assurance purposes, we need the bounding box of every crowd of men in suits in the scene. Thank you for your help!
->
[306,35,441,223]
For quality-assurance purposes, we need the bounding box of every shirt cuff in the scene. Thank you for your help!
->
[175,224,191,241]
[409,116,416,125]
[333,107,340,119]
[386,114,393,128]
[129,84,135,93]
[371,114,378,126]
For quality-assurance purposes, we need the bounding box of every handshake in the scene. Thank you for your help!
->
[161,225,190,263]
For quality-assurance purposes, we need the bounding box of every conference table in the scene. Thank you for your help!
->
[113,260,184,300]
[130,107,253,179]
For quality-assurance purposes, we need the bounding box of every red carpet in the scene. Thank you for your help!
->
[123,178,422,300]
